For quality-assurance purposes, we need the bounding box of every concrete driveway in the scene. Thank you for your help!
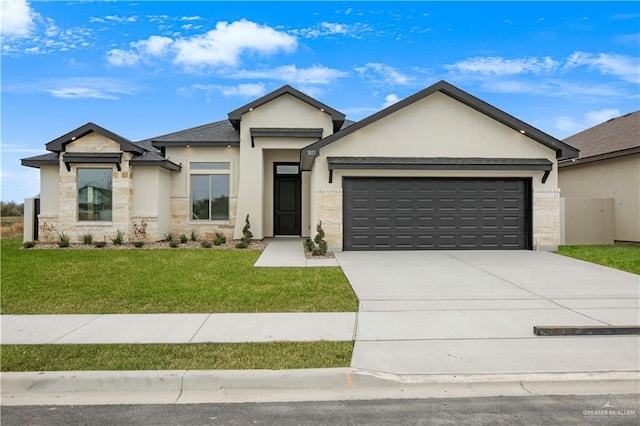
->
[335,250,640,376]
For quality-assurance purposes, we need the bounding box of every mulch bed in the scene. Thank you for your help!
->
[24,240,266,251]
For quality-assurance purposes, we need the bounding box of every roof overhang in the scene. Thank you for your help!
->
[559,146,640,168]
[129,158,182,172]
[151,140,240,148]
[21,156,59,168]
[46,122,145,154]
[326,157,554,183]
[62,152,123,171]
[250,127,323,148]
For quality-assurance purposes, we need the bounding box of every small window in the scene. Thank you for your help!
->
[78,168,112,221]
[276,164,299,175]
[191,162,230,170]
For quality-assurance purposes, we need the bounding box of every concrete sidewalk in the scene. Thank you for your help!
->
[254,238,339,267]
[0,313,356,344]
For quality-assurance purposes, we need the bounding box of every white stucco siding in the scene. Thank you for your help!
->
[39,166,60,215]
[166,146,240,198]
[317,92,558,190]
[133,167,161,216]
[157,169,171,237]
[234,94,334,239]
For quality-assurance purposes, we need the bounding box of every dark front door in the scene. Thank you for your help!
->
[274,163,301,235]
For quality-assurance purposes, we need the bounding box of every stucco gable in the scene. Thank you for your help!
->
[302,81,578,170]
[228,85,345,132]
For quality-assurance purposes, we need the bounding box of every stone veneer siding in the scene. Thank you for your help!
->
[169,196,238,241]
[532,188,561,251]
[315,187,561,251]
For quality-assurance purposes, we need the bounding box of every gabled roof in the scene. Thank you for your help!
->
[227,85,346,133]
[301,80,579,170]
[45,122,145,154]
[560,110,639,167]
[147,120,240,148]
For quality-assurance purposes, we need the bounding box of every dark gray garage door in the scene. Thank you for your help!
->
[343,178,531,250]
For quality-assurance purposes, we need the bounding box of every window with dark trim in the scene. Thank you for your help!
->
[191,162,230,221]
[78,168,113,221]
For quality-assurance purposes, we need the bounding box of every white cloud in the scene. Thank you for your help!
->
[46,87,118,100]
[180,16,202,21]
[383,93,400,107]
[173,19,297,68]
[219,83,266,97]
[233,65,346,84]
[563,51,640,84]
[1,0,38,38]
[106,49,140,66]
[474,78,628,99]
[104,15,137,23]
[132,35,173,57]
[445,56,559,75]
[355,62,413,85]
[554,108,621,134]
[292,21,371,39]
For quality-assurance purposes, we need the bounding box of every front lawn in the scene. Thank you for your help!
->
[1,239,358,314]
[557,244,640,275]
[1,342,353,371]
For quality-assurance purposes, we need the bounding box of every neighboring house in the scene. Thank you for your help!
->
[22,81,578,251]
[559,111,640,244]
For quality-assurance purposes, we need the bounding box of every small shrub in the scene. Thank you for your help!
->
[241,214,253,245]
[304,238,314,252]
[58,232,70,248]
[163,232,175,242]
[132,241,144,248]
[94,241,106,248]
[311,222,328,256]
[111,230,125,245]
[23,241,36,249]
[133,221,148,241]
[180,234,188,244]
[81,233,93,245]
[200,240,212,248]
[190,230,199,241]
[169,240,180,248]
[235,241,248,249]
[213,231,226,245]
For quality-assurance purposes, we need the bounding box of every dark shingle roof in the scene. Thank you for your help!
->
[21,152,59,168]
[146,120,240,147]
[327,157,552,169]
[562,110,639,163]
[45,122,145,154]
[129,151,181,171]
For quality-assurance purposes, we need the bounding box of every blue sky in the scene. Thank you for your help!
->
[1,0,639,203]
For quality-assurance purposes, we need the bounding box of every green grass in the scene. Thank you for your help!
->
[0,342,354,371]
[557,244,640,275]
[1,238,358,314]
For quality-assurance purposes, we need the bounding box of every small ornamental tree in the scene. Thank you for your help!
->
[235,214,253,249]
[311,221,328,256]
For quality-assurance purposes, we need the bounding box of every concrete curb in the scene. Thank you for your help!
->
[2,369,638,406]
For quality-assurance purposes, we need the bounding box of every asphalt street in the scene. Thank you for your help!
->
[2,395,639,426]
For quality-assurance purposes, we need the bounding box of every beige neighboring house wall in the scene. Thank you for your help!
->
[560,154,640,243]
[559,110,640,244]
[313,92,561,250]
[233,93,334,239]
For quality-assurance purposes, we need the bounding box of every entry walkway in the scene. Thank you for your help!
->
[254,238,339,267]
[1,313,356,344]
